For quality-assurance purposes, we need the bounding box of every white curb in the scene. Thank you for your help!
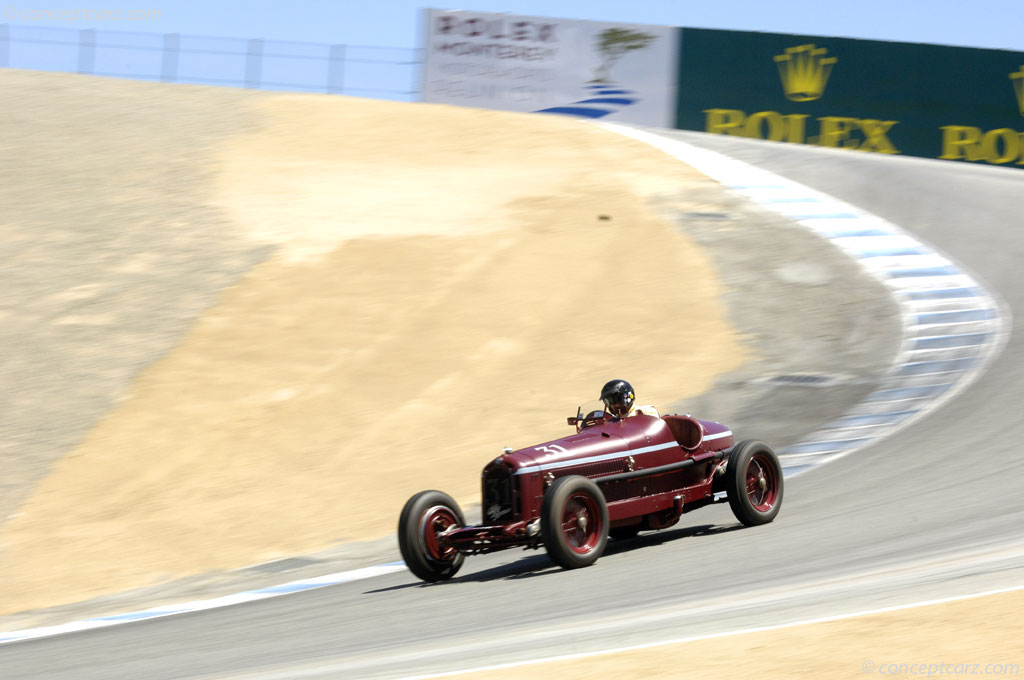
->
[601,124,1010,477]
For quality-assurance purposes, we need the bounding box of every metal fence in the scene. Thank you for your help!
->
[0,23,421,100]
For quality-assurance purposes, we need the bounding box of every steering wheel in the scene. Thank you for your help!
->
[576,410,609,431]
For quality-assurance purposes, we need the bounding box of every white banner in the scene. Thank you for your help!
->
[421,9,679,127]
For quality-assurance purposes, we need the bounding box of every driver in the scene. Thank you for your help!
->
[600,379,659,419]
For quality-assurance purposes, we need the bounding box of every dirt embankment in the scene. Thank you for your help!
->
[0,76,746,614]
[470,589,1024,680]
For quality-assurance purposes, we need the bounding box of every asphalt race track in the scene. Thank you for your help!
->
[2,135,1024,679]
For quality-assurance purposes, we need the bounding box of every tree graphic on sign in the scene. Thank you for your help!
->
[591,28,657,83]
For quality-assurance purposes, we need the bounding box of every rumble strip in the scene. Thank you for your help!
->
[600,123,1010,478]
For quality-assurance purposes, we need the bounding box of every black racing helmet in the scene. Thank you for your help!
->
[600,379,635,418]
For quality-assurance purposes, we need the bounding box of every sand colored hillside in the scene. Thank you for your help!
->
[470,589,1024,680]
[0,93,746,613]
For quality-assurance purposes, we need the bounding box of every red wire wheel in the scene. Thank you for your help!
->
[726,440,784,526]
[562,492,603,554]
[745,452,780,512]
[541,475,609,569]
[421,505,460,561]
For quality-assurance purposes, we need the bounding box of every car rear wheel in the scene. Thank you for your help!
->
[398,490,465,582]
[541,475,609,569]
[726,440,783,526]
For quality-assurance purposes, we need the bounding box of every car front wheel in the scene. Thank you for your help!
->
[398,490,465,582]
[541,475,609,569]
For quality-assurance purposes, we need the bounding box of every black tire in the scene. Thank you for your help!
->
[609,525,642,541]
[726,440,784,526]
[541,475,609,569]
[397,490,465,582]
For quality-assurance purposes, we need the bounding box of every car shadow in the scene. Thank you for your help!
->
[451,554,559,582]
[457,523,747,583]
[604,522,746,555]
[365,522,747,592]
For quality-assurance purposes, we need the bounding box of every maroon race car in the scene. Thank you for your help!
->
[398,400,783,582]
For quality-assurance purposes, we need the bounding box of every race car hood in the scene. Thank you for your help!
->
[499,428,630,474]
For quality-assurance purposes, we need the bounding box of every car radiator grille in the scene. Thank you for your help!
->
[483,465,516,523]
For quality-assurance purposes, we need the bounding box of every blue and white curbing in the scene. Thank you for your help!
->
[0,563,407,644]
[0,125,1010,647]
[602,123,1010,477]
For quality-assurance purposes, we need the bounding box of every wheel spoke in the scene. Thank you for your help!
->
[422,506,460,561]
[562,493,601,553]
[746,455,776,511]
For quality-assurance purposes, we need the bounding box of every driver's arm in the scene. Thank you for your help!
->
[632,404,660,417]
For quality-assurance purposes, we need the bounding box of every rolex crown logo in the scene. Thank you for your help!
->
[1011,66,1024,117]
[774,44,837,102]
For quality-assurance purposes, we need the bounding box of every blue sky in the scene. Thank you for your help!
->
[1,0,1021,51]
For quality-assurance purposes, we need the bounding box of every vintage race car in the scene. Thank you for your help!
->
[398,401,783,582]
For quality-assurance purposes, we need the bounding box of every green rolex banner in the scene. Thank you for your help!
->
[676,28,1024,166]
